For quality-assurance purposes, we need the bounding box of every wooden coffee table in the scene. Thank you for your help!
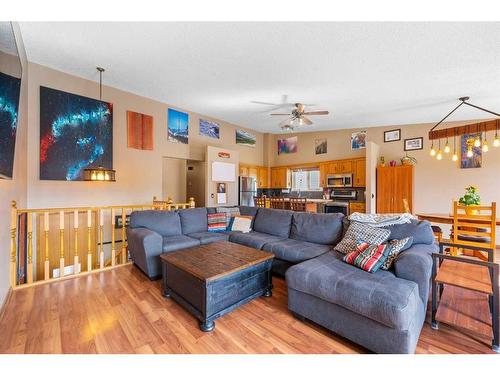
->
[160,241,274,332]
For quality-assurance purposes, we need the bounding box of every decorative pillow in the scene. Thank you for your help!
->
[207,213,228,232]
[343,242,389,273]
[228,215,253,233]
[380,237,413,270]
[216,207,241,226]
[334,221,391,254]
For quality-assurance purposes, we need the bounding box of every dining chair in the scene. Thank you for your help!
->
[253,196,267,208]
[270,197,286,210]
[431,201,498,352]
[290,197,307,212]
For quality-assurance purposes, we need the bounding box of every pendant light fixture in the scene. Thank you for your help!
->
[452,129,458,162]
[430,140,436,156]
[83,67,116,182]
[494,121,500,147]
[444,136,450,153]
[482,128,489,153]
[436,139,443,160]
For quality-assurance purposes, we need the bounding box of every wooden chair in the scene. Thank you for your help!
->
[290,197,307,212]
[270,197,286,210]
[253,196,267,208]
[431,201,499,352]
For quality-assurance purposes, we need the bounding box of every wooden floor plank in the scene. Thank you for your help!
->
[0,264,497,354]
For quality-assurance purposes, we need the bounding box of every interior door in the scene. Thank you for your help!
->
[393,166,413,213]
[376,167,394,213]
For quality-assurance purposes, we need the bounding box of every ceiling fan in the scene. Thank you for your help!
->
[271,103,329,131]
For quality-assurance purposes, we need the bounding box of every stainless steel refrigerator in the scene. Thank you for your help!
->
[239,176,257,206]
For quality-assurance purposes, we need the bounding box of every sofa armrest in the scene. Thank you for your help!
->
[393,243,438,304]
[126,227,163,278]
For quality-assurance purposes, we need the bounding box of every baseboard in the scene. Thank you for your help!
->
[0,287,13,322]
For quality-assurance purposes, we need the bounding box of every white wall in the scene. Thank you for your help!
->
[162,157,187,202]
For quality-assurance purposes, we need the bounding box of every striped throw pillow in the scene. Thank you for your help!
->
[343,242,389,273]
[207,213,228,232]
[380,237,413,270]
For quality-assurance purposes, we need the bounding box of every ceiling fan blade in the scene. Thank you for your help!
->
[302,111,329,116]
[301,116,313,125]
[270,113,292,116]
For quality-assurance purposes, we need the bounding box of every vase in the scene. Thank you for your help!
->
[465,206,479,216]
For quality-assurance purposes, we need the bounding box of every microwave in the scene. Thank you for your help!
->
[326,174,353,188]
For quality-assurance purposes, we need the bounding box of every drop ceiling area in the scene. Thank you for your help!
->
[18,22,500,133]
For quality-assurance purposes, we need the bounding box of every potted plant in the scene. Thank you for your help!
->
[458,185,481,215]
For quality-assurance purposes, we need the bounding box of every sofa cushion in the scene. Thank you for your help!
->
[207,213,228,232]
[262,238,331,263]
[130,210,182,237]
[228,215,253,232]
[343,242,390,273]
[187,231,229,245]
[178,208,208,234]
[334,221,391,254]
[286,252,422,330]
[239,205,259,218]
[380,237,413,270]
[253,208,293,238]
[290,212,344,245]
[216,206,241,226]
[388,220,434,245]
[229,231,285,250]
[162,235,200,252]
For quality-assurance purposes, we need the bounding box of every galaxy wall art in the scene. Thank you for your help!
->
[39,86,113,181]
[0,71,21,179]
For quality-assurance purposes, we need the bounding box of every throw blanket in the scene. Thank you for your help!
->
[348,212,416,227]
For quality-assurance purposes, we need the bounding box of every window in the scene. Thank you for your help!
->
[291,169,321,191]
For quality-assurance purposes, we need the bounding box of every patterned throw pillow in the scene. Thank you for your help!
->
[343,242,389,273]
[334,221,391,254]
[228,215,253,233]
[207,213,228,232]
[380,237,413,270]
[216,207,241,226]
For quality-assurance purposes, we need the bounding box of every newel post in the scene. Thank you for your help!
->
[189,197,195,208]
[10,201,17,287]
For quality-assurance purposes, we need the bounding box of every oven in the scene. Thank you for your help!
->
[326,174,353,188]
[324,202,349,215]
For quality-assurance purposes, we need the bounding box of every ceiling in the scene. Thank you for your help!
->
[18,22,500,133]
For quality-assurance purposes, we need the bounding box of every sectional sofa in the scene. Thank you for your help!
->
[127,206,437,354]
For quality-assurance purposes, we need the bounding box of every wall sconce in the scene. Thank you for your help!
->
[83,166,116,182]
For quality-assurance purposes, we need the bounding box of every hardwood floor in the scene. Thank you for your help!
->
[0,264,496,354]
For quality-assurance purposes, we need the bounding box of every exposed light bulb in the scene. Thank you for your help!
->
[467,147,474,158]
[436,150,443,160]
[494,134,500,147]
[444,142,450,153]
[452,153,458,162]
[474,136,481,148]
[430,147,436,156]
[482,140,489,153]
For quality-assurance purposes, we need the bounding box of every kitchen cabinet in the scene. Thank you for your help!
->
[339,160,352,173]
[349,201,366,214]
[239,165,249,176]
[353,159,366,187]
[319,163,329,187]
[327,162,339,175]
[270,167,290,188]
[376,165,414,214]
[248,166,258,179]
[257,167,269,188]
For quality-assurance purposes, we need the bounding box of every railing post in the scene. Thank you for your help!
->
[44,212,50,280]
[74,210,79,274]
[189,197,195,208]
[59,211,65,278]
[27,213,33,284]
[121,208,127,264]
[87,210,92,272]
[99,209,104,269]
[10,201,17,288]
[111,208,116,266]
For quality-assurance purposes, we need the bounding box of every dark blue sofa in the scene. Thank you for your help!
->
[126,206,436,353]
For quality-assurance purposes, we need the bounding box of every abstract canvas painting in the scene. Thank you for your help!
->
[168,108,189,144]
[127,110,153,150]
[0,71,21,179]
[315,138,327,155]
[236,129,256,147]
[199,118,220,139]
[39,86,113,181]
[278,136,298,154]
[461,134,482,169]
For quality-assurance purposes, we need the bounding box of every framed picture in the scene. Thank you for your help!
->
[199,118,220,139]
[236,129,256,147]
[278,136,298,154]
[351,131,366,150]
[315,138,327,155]
[216,182,226,194]
[384,129,401,143]
[127,110,153,150]
[404,137,423,151]
[167,108,189,144]
[461,134,482,169]
[0,72,21,179]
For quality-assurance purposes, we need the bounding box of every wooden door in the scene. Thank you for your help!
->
[353,159,366,187]
[339,160,352,173]
[248,166,258,179]
[393,166,414,213]
[270,168,279,188]
[319,163,328,187]
[376,167,394,213]
[258,167,268,188]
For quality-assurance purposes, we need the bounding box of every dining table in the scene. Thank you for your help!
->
[416,213,500,226]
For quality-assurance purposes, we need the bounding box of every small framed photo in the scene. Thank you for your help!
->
[404,137,424,151]
[216,182,226,194]
[384,129,401,143]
